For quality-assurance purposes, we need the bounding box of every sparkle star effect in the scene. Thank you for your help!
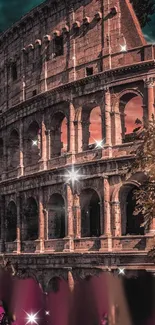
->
[95,139,105,149]
[32,140,38,146]
[118,268,125,275]
[63,165,82,187]
[120,44,127,52]
[45,311,50,316]
[24,311,40,325]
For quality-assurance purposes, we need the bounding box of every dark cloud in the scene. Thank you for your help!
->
[0,0,155,42]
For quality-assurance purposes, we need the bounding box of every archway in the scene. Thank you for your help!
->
[6,201,17,242]
[80,188,101,237]
[119,184,144,235]
[89,106,102,149]
[82,104,102,151]
[119,93,143,143]
[8,129,20,169]
[23,197,38,240]
[48,194,65,239]
[50,112,68,157]
[47,277,70,325]
[24,121,40,166]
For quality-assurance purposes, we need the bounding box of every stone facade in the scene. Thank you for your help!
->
[0,0,154,295]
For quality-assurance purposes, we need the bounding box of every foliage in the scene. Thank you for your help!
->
[130,0,155,27]
[131,116,155,228]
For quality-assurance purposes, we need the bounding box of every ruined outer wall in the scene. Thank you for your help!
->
[0,0,148,113]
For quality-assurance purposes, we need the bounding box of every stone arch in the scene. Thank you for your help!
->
[119,90,143,143]
[6,200,17,242]
[50,111,68,157]
[81,103,103,151]
[22,197,39,240]
[24,120,41,166]
[47,276,62,293]
[116,88,144,101]
[80,188,101,237]
[112,173,147,236]
[47,193,66,239]
[8,129,20,169]
[119,183,144,236]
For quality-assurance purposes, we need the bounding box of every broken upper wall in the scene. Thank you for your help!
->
[0,0,152,112]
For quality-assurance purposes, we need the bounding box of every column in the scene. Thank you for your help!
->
[73,194,81,238]
[39,115,47,170]
[45,130,51,160]
[68,270,74,292]
[66,184,74,237]
[144,77,155,121]
[74,119,82,153]
[37,188,45,253]
[102,176,112,251]
[104,87,112,146]
[2,132,7,180]
[20,49,26,102]
[104,177,111,235]
[18,119,24,177]
[16,193,21,253]
[149,218,155,234]
[112,202,121,237]
[0,195,5,253]
[69,102,75,154]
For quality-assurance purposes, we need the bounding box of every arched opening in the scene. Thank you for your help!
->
[120,184,144,235]
[119,94,143,143]
[48,194,65,239]
[47,277,70,325]
[82,104,102,151]
[126,187,144,235]
[8,129,20,169]
[51,112,68,157]
[23,197,38,240]
[80,188,101,237]
[24,121,41,166]
[89,106,102,148]
[6,201,17,242]
[48,277,61,293]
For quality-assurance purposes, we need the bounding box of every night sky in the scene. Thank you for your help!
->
[0,0,155,41]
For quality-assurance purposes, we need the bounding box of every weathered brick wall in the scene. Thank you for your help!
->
[0,0,149,113]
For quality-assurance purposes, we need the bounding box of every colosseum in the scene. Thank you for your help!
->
[0,0,154,293]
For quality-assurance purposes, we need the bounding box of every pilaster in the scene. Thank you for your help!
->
[0,195,5,253]
[104,87,112,146]
[16,193,21,253]
[39,115,47,170]
[69,101,75,154]
[36,188,45,253]
[64,184,74,252]
[144,77,155,121]
[17,119,24,177]
[73,194,81,239]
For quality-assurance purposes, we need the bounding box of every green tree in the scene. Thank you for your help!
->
[131,116,155,228]
[129,117,155,259]
[130,0,155,27]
